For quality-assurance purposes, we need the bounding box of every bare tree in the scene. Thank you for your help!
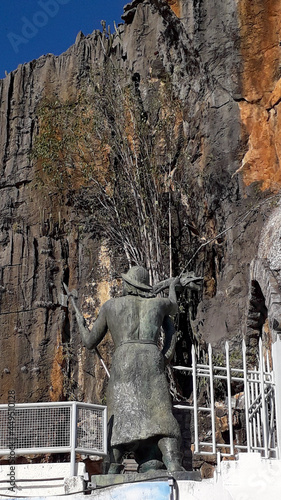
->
[31,63,187,281]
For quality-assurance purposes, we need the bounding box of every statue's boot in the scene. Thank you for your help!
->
[108,463,124,474]
[107,446,124,474]
[134,438,164,473]
[158,437,185,473]
[138,459,165,473]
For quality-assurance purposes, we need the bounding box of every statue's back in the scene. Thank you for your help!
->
[105,295,170,346]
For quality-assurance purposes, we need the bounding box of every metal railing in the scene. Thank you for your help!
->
[0,401,107,476]
[173,338,281,460]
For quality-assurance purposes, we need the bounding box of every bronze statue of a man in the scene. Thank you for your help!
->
[71,266,184,474]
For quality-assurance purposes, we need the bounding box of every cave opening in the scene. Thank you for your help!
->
[246,279,268,365]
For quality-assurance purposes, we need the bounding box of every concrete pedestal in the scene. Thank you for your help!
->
[90,470,201,489]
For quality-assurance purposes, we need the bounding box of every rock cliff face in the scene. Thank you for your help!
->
[0,0,281,411]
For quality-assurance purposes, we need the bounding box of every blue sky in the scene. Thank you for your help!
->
[0,0,126,79]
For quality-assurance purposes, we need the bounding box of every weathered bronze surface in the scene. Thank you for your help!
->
[69,266,186,473]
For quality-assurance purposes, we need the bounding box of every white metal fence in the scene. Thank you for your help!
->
[0,401,107,475]
[173,338,281,460]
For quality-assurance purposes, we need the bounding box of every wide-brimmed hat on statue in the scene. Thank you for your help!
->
[121,266,152,292]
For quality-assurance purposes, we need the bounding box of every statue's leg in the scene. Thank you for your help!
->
[158,437,185,472]
[108,446,124,474]
[134,437,164,473]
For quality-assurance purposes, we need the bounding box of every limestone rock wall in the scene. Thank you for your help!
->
[0,0,281,406]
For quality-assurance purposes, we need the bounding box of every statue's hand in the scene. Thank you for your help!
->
[63,283,79,309]
[180,272,203,289]
[69,289,78,301]
[63,283,78,300]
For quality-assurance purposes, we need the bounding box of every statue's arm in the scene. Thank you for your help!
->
[153,274,203,294]
[167,277,180,315]
[156,277,179,322]
[153,277,174,295]
[72,299,108,350]
[162,315,177,362]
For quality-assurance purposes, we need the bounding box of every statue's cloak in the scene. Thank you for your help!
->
[106,342,181,446]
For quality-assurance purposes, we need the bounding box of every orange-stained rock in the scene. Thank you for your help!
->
[238,0,281,190]
[50,334,64,401]
[166,0,181,17]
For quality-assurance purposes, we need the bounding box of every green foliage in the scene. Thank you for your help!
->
[229,348,242,368]
[31,99,77,190]
[31,95,107,196]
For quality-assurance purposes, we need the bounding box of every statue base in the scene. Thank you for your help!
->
[90,470,201,489]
